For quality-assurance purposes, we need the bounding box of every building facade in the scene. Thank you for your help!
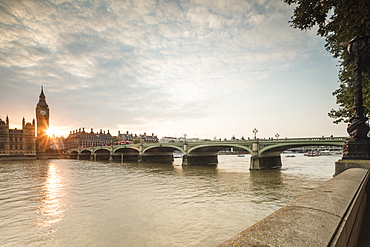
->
[49,136,65,151]
[0,117,36,159]
[117,131,159,143]
[64,128,113,149]
[0,87,53,160]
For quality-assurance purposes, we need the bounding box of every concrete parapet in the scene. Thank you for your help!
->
[219,168,369,247]
[335,159,370,176]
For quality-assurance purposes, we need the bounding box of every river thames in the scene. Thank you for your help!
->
[0,154,341,246]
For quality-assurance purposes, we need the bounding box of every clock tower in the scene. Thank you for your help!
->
[36,86,50,154]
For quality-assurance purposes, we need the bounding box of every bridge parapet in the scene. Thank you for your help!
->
[259,137,347,142]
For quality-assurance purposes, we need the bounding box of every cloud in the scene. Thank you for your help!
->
[0,0,332,137]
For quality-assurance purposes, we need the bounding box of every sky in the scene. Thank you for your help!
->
[0,0,348,140]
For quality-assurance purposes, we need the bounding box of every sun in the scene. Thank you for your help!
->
[45,127,63,137]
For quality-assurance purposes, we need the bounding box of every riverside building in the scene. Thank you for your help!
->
[117,131,159,143]
[0,87,55,160]
[0,117,36,159]
[64,128,113,149]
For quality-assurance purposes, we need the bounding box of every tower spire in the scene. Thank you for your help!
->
[37,86,47,107]
[39,85,45,99]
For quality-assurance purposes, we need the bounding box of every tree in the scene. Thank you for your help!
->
[283,0,370,123]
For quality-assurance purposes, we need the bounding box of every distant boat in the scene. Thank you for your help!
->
[320,150,334,156]
[173,152,183,158]
[304,151,320,157]
[320,150,342,156]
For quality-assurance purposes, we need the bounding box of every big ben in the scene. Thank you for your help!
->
[36,86,50,154]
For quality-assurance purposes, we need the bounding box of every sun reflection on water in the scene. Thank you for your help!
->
[37,163,65,228]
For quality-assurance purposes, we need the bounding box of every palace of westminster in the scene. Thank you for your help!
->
[0,88,159,160]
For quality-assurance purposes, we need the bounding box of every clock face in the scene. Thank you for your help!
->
[40,110,47,115]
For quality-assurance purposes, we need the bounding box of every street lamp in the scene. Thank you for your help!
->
[252,128,258,140]
[343,35,370,159]
[275,133,280,139]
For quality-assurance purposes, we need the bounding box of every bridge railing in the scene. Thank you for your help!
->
[259,137,347,142]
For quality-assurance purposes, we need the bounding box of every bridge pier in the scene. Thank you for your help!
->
[185,155,218,166]
[250,155,282,170]
[250,139,282,169]
[182,155,189,166]
[138,144,143,163]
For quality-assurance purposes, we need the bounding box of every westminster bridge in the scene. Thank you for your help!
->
[68,136,346,169]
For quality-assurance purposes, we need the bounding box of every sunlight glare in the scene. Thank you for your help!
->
[46,127,63,137]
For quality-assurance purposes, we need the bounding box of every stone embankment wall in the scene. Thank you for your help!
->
[219,168,369,247]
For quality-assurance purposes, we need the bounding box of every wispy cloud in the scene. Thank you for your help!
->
[1,0,337,138]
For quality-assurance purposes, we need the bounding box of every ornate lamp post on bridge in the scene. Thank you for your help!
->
[252,128,258,140]
[342,35,370,160]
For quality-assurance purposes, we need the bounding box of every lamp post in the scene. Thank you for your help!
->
[343,35,370,160]
[252,128,258,140]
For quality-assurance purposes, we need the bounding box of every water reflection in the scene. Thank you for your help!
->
[37,163,65,228]
[180,165,219,176]
[249,169,283,187]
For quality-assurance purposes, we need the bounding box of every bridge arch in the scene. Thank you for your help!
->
[93,149,111,161]
[112,147,139,162]
[142,145,181,163]
[250,138,346,169]
[70,150,78,159]
[188,143,252,154]
[112,146,140,153]
[259,141,344,156]
[184,143,252,166]
[80,150,92,160]
[143,144,183,153]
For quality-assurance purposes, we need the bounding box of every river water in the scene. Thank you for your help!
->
[0,154,340,246]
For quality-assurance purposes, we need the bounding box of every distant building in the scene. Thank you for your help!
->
[159,136,199,143]
[117,131,159,143]
[159,136,179,143]
[140,132,159,143]
[0,117,36,159]
[49,136,65,151]
[117,131,136,143]
[64,128,113,149]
